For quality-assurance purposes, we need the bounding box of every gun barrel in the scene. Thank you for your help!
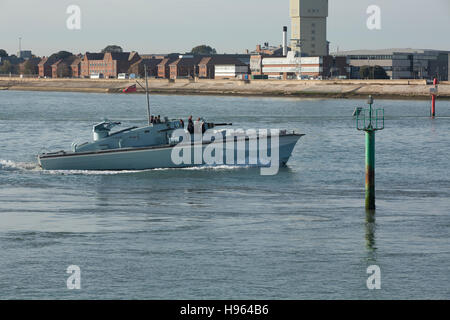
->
[211,123,232,127]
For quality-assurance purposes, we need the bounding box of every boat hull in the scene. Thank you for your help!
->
[38,134,303,171]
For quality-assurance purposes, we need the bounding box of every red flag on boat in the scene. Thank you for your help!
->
[123,84,137,93]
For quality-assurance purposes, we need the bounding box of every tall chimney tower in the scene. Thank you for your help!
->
[290,0,329,56]
[283,26,288,56]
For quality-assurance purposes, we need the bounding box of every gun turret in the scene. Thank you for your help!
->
[93,121,121,141]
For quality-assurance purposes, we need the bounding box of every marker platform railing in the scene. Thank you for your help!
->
[356,108,385,131]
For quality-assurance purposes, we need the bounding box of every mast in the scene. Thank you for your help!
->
[145,64,151,125]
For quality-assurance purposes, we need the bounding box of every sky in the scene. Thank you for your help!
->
[0,0,449,56]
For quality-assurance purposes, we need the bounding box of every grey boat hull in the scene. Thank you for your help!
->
[38,134,303,171]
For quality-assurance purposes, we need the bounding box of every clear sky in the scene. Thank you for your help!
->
[0,0,449,56]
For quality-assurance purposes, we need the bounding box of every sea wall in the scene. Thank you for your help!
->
[1,77,449,99]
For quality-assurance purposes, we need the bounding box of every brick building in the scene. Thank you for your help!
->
[157,57,177,78]
[51,60,69,78]
[50,55,80,78]
[168,55,203,79]
[81,53,103,78]
[80,52,141,78]
[38,57,56,77]
[70,58,82,78]
[18,57,40,75]
[111,52,140,77]
[198,57,215,79]
[129,58,162,78]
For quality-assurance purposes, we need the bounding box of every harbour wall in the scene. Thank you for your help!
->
[1,77,449,99]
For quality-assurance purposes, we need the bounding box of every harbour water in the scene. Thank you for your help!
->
[0,90,449,299]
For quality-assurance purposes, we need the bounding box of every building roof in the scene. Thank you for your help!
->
[158,57,178,67]
[18,57,40,67]
[84,52,105,60]
[39,55,63,66]
[199,55,248,66]
[142,58,162,66]
[110,52,139,61]
[131,58,163,68]
[51,59,63,68]
[169,56,203,67]
[70,57,81,66]
[38,57,48,66]
[198,57,212,65]
[83,51,140,62]
[250,45,288,56]
[141,53,180,60]
[51,55,77,68]
[332,48,450,56]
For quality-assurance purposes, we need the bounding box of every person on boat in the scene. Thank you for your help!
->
[194,118,206,134]
[157,115,161,123]
[187,116,194,134]
[150,115,154,124]
[179,119,184,128]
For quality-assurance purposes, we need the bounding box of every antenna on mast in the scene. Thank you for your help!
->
[144,64,150,125]
[135,64,151,125]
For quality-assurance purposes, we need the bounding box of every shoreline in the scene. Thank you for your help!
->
[1,77,449,100]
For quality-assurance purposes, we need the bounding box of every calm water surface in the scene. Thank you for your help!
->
[0,90,449,299]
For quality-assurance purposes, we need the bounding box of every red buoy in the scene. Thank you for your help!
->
[431,78,438,117]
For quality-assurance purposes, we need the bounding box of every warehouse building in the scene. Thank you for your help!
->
[261,51,301,79]
[198,56,248,79]
[257,52,348,79]
[215,63,249,79]
[333,49,450,80]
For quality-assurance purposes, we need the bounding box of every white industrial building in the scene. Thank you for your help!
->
[262,52,301,77]
[214,64,249,79]
[261,52,348,79]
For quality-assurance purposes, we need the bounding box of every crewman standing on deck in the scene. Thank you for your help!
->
[187,116,194,134]
[195,117,206,134]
